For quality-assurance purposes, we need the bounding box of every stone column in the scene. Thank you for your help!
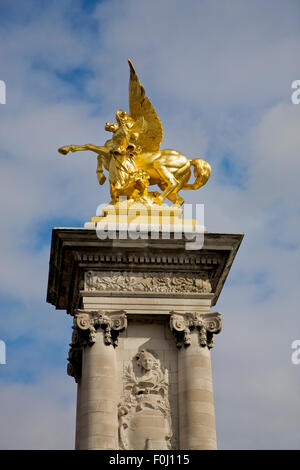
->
[170,312,221,450]
[75,380,81,449]
[78,330,118,449]
[68,310,127,450]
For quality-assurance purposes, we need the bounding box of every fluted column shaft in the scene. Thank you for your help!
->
[76,330,118,450]
[178,329,217,450]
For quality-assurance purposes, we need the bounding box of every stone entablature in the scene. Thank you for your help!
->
[46,229,244,314]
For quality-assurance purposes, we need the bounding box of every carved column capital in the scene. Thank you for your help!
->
[75,309,127,345]
[67,309,127,381]
[170,311,222,349]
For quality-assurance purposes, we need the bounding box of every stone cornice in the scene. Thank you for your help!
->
[47,229,243,313]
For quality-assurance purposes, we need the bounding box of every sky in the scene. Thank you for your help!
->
[0,0,300,449]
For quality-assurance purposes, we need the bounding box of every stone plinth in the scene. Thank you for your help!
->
[47,228,243,450]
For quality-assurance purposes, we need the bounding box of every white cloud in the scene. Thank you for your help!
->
[0,373,76,449]
[249,102,300,209]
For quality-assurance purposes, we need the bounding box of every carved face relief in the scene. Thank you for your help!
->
[141,355,154,371]
[136,350,158,372]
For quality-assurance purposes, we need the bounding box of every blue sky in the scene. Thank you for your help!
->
[0,0,300,449]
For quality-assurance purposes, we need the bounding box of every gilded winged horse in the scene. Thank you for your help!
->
[58,59,211,206]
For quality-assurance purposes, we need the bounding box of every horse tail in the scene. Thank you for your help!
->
[183,158,211,190]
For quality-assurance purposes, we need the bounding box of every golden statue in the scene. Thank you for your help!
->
[58,60,211,207]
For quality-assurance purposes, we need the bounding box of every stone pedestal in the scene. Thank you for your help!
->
[47,229,243,450]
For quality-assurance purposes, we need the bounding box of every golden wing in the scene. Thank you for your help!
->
[128,59,163,152]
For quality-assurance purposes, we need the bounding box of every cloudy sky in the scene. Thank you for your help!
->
[0,0,300,449]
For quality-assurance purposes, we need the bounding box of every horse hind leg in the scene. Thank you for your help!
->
[167,192,185,207]
[166,165,191,206]
[157,181,183,206]
[152,162,179,205]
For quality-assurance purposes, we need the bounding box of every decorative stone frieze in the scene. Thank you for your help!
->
[170,311,222,349]
[84,270,212,294]
[67,309,127,381]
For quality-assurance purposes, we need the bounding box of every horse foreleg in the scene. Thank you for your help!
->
[59,144,110,156]
[96,155,106,185]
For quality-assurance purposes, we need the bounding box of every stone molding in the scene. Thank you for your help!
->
[84,270,212,294]
[67,309,127,381]
[170,311,222,349]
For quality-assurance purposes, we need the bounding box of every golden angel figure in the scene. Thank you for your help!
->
[58,59,211,207]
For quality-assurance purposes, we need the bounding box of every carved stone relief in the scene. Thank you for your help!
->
[84,270,212,294]
[118,350,172,450]
[170,311,222,348]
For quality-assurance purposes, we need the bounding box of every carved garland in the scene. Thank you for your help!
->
[169,312,222,349]
[84,270,212,294]
[67,309,127,382]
